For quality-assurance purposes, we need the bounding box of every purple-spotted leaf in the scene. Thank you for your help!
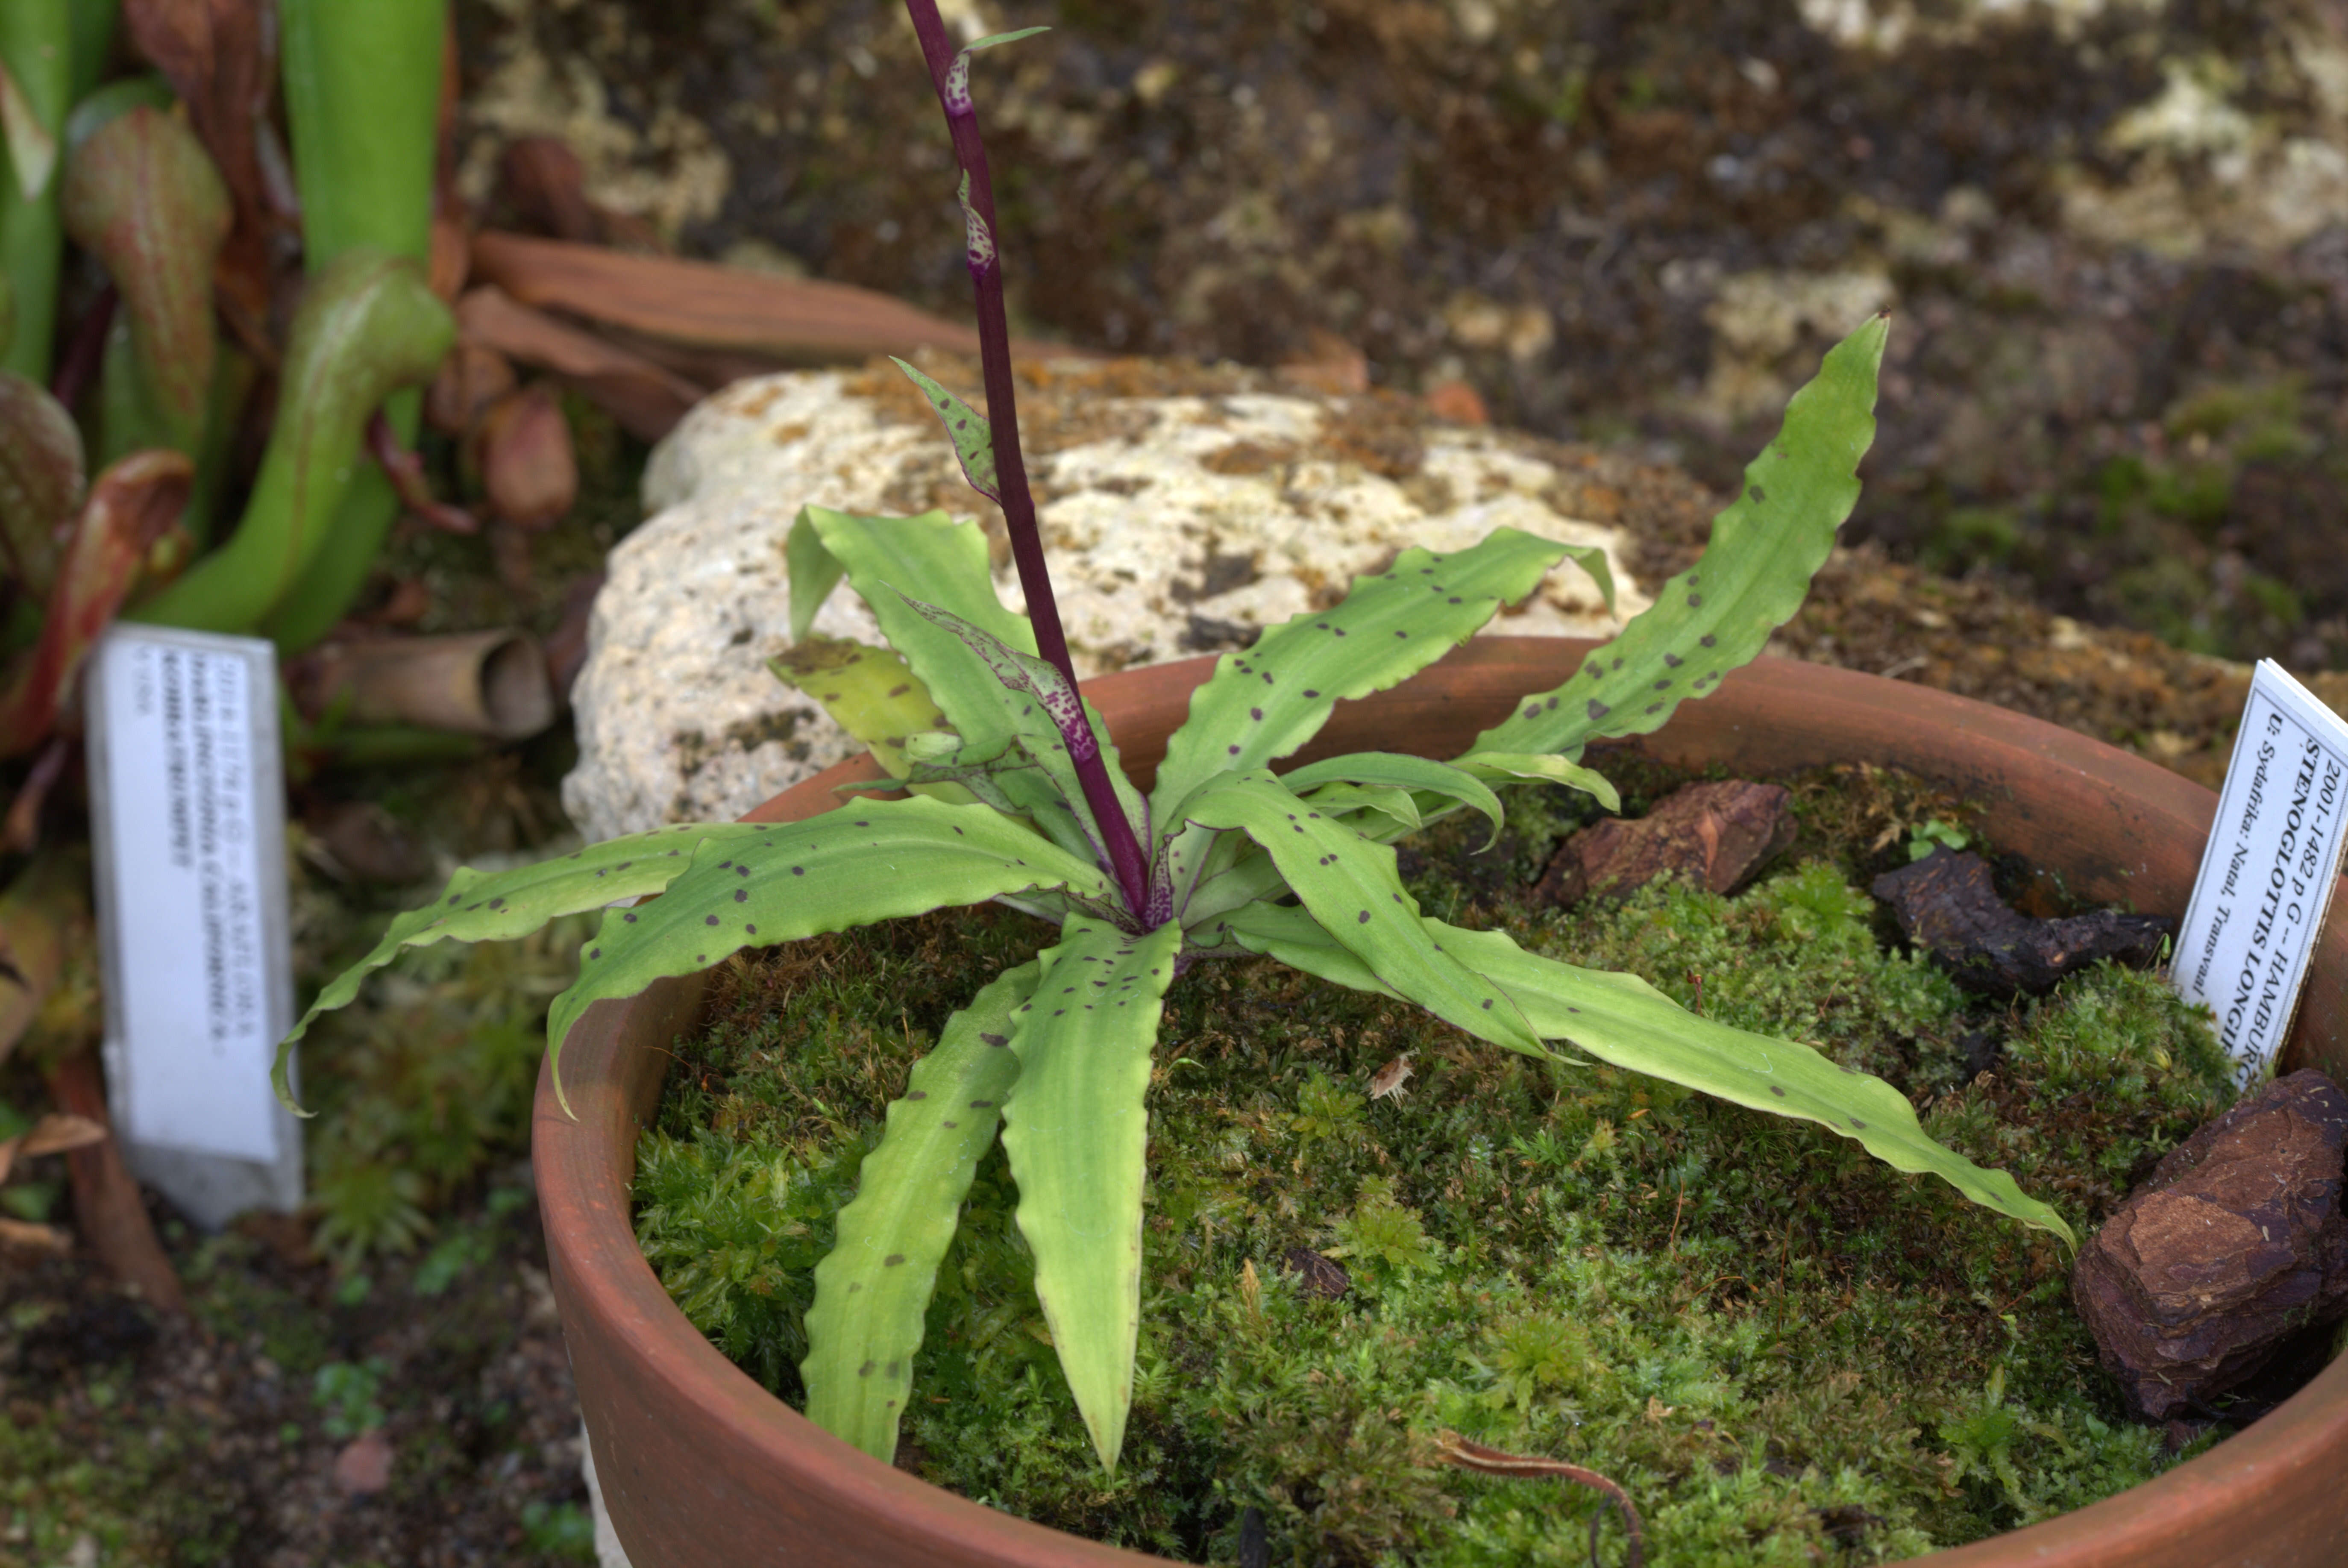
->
[546,796,1115,1108]
[766,635,951,782]
[803,957,1041,1459]
[895,589,1149,873]
[781,507,1103,863]
[1466,316,1887,762]
[270,822,771,1110]
[996,915,1182,1472]
[61,104,232,453]
[1176,770,1540,1056]
[1274,752,1506,850]
[1434,917,2075,1245]
[1149,527,1570,912]
[0,370,83,595]
[890,357,998,503]
[1211,900,2071,1244]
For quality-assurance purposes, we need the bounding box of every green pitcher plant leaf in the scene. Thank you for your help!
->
[802,957,1041,1460]
[0,0,70,383]
[131,248,453,637]
[1468,314,1887,762]
[60,103,232,457]
[1177,770,1543,1057]
[546,797,1117,1108]
[997,916,1183,1471]
[272,823,771,1109]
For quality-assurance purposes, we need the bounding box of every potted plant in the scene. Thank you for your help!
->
[277,8,2348,1564]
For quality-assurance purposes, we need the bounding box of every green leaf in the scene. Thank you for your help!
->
[1278,752,1505,849]
[1293,782,1423,836]
[547,797,1115,1109]
[1439,919,2075,1245]
[272,823,761,1110]
[802,958,1041,1460]
[890,358,999,503]
[894,589,1150,861]
[1213,903,2072,1243]
[997,915,1183,1472]
[1176,771,1540,1056]
[1214,899,1396,999]
[784,506,1032,756]
[766,636,950,781]
[966,26,1052,53]
[1150,529,1569,831]
[1453,751,1621,814]
[1466,315,1888,760]
[784,506,851,643]
[1148,527,1570,911]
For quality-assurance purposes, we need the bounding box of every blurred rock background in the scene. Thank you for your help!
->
[454,0,2348,671]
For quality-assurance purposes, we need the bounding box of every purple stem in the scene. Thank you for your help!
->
[902,1,1157,926]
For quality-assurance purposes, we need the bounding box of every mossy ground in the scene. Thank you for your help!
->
[634,763,2237,1566]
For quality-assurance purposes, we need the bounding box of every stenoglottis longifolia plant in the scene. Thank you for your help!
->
[276,11,2077,1488]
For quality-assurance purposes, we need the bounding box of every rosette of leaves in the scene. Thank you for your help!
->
[274,11,2072,1478]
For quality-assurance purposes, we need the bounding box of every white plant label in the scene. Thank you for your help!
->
[87,627,293,1165]
[2172,659,2348,1089]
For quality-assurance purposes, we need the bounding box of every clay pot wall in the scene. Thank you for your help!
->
[537,637,2348,1568]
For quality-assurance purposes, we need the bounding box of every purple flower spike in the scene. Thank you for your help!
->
[899,3,1155,925]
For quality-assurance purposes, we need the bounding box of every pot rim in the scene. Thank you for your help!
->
[539,636,2348,1568]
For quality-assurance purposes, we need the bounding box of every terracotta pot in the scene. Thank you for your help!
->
[535,637,2348,1568]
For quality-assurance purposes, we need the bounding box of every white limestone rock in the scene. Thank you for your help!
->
[563,367,1657,843]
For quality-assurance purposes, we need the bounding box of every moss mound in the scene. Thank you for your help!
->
[634,765,2234,1564]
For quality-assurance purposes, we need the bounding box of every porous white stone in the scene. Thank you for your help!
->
[563,369,1655,843]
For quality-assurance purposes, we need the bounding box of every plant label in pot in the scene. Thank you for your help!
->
[2173,658,2348,1088]
[86,623,301,1226]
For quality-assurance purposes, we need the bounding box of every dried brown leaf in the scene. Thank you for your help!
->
[0,449,193,755]
[454,285,699,441]
[479,383,575,530]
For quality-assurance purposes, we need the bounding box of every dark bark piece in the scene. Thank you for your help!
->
[2071,1069,2348,1421]
[1870,848,2174,999]
[1532,780,1795,909]
[1281,1246,1351,1301]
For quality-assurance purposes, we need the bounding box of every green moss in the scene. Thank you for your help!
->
[637,766,2236,1565]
